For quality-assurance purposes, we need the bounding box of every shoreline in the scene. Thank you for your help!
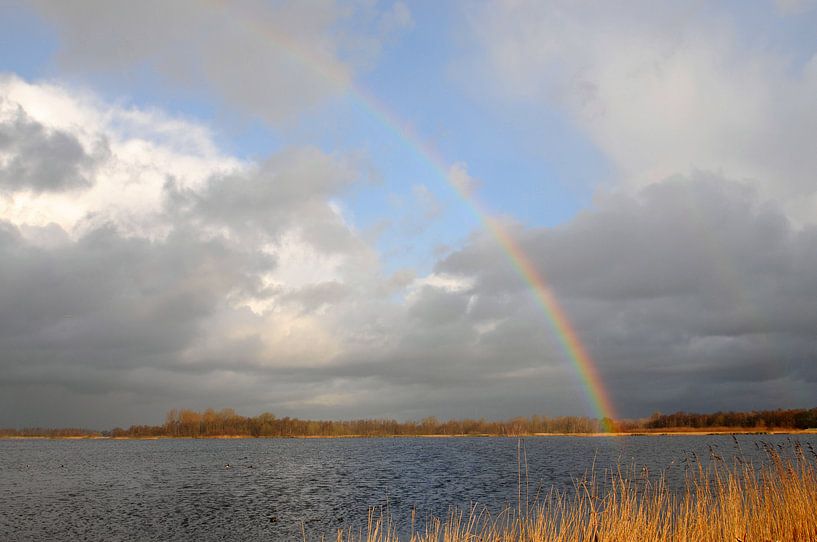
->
[2,428,816,441]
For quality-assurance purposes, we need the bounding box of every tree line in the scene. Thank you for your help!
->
[108,408,613,438]
[643,408,817,431]
[2,406,815,438]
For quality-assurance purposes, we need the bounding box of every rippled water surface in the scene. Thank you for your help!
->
[1,434,814,541]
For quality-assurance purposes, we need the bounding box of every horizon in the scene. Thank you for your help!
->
[4,405,817,434]
[1,1,817,428]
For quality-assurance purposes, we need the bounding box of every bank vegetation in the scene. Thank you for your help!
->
[2,407,815,439]
[334,442,817,541]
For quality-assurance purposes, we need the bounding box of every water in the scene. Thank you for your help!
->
[1,434,814,541]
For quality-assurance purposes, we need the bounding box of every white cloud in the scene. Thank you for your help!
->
[0,74,243,238]
[447,162,480,196]
[0,77,409,425]
[465,1,817,222]
[409,272,475,295]
[29,0,411,124]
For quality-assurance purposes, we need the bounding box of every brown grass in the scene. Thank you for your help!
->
[327,442,817,542]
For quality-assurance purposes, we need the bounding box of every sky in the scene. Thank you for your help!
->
[1,0,816,428]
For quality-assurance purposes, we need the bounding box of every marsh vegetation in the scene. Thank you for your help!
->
[6,407,815,439]
[332,442,817,542]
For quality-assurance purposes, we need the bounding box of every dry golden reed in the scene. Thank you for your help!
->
[327,441,817,542]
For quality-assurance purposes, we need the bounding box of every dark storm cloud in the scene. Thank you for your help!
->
[0,220,269,373]
[434,175,817,415]
[0,105,106,192]
[141,174,816,420]
[0,216,289,427]
[0,141,374,427]
[3,168,816,427]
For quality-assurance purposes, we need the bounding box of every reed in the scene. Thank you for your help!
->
[328,442,817,542]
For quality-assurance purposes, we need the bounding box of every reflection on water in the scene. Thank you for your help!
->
[1,434,814,541]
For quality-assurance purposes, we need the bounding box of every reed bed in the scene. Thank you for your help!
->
[328,441,817,542]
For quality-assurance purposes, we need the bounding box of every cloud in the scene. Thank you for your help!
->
[0,221,261,368]
[0,74,242,237]
[168,146,366,253]
[434,173,817,415]
[29,0,411,124]
[2,77,815,427]
[261,176,815,419]
[0,100,106,193]
[0,78,384,426]
[448,162,480,196]
[464,1,817,222]
[279,281,350,315]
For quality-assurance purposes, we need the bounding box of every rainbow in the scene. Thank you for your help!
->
[211,2,618,428]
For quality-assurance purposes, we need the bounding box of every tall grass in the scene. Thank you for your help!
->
[328,442,817,542]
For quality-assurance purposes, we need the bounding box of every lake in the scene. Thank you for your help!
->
[1,434,814,541]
